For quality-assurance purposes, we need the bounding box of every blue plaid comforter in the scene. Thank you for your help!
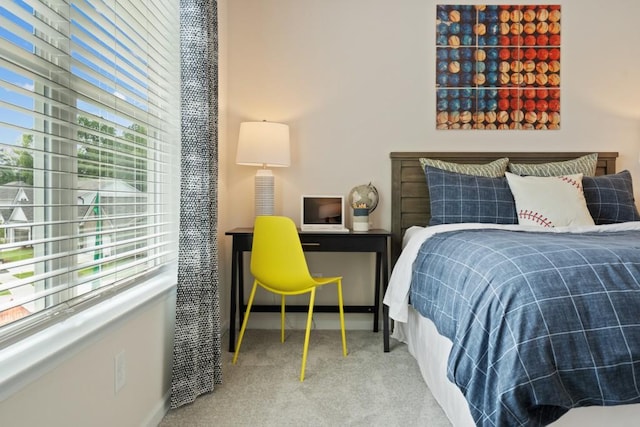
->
[410,229,640,426]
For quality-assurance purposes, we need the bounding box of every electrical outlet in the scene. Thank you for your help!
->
[114,350,126,394]
[311,272,323,277]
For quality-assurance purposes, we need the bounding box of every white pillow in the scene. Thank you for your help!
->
[505,172,595,228]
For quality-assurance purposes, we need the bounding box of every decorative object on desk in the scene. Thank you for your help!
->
[352,207,370,231]
[236,121,290,216]
[349,183,379,213]
[349,183,379,231]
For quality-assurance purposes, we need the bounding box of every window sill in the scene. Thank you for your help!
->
[0,267,177,402]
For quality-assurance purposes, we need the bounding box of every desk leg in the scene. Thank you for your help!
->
[238,254,245,330]
[374,252,381,333]
[382,246,390,353]
[229,244,238,352]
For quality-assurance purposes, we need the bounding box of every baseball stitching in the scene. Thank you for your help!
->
[558,175,581,190]
[519,210,553,227]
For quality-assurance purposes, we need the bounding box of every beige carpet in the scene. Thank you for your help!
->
[159,330,451,427]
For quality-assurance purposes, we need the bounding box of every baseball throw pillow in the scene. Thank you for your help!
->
[505,172,594,228]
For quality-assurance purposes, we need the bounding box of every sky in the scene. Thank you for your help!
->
[0,1,34,146]
[0,0,149,148]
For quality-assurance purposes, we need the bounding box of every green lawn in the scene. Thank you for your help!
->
[1,247,33,263]
[0,248,34,288]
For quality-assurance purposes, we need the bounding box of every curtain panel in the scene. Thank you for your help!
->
[171,0,222,408]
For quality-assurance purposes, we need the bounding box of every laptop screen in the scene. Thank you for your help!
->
[300,195,347,231]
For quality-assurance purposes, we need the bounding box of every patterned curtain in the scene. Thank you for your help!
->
[171,0,222,408]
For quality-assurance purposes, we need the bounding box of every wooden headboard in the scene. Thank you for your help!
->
[390,152,619,266]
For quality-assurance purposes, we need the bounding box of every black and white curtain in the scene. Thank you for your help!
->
[171,0,222,408]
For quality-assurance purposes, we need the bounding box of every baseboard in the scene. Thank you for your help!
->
[143,390,170,427]
[238,312,379,331]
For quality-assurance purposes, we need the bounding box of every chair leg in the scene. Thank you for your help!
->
[300,287,316,382]
[233,280,258,364]
[337,279,347,357]
[281,295,286,343]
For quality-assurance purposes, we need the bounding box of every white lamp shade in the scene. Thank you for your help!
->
[236,121,290,167]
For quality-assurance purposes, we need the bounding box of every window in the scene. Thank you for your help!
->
[0,0,180,344]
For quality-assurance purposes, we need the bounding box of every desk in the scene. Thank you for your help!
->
[225,228,391,353]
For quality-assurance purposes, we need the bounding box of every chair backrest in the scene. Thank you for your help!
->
[251,216,314,292]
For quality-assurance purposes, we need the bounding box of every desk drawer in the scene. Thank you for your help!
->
[299,234,387,252]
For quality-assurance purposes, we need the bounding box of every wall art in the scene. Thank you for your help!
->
[436,5,561,130]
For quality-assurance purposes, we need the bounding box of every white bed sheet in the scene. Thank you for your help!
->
[387,222,640,426]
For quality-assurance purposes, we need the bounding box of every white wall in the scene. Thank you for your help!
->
[218,0,640,330]
[0,290,175,426]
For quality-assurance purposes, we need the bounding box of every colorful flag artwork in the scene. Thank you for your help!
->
[436,5,560,130]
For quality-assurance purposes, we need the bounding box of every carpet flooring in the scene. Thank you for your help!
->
[159,330,451,426]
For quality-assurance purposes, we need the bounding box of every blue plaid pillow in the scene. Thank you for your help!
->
[425,165,518,226]
[582,170,640,224]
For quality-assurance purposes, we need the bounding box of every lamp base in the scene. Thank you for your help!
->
[255,169,274,216]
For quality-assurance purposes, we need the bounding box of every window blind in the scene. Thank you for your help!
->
[0,0,180,344]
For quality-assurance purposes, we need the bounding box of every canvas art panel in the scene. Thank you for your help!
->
[436,4,561,130]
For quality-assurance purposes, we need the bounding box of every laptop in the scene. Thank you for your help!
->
[300,195,349,232]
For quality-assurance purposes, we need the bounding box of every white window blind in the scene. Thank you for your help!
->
[0,0,180,344]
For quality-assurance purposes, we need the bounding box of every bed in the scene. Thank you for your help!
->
[383,152,640,426]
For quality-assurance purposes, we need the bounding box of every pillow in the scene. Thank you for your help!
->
[420,157,509,178]
[582,170,640,224]
[505,172,594,228]
[425,165,517,226]
[508,153,598,177]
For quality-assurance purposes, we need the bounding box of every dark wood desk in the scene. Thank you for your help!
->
[225,228,391,353]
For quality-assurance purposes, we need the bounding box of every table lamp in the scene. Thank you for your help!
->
[236,121,290,216]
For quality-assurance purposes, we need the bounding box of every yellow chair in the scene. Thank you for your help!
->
[232,215,348,381]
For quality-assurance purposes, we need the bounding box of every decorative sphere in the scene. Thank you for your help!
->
[349,184,379,213]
